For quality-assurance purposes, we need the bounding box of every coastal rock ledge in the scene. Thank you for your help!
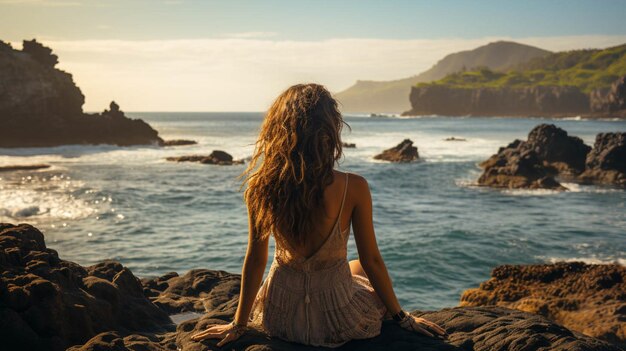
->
[1,223,622,351]
[461,262,626,347]
[0,39,163,148]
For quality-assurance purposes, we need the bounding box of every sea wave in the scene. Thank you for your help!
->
[0,173,99,223]
[538,255,626,266]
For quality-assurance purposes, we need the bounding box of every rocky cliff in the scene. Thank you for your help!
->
[1,223,623,351]
[335,41,551,114]
[0,39,163,148]
[404,84,601,117]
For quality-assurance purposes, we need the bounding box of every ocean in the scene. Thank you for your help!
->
[1,113,625,310]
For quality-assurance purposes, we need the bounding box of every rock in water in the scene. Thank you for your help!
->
[0,164,50,172]
[525,124,591,175]
[162,139,198,146]
[579,132,626,187]
[373,139,419,162]
[478,142,565,190]
[0,40,163,147]
[460,262,626,347]
[477,124,591,189]
[166,150,244,165]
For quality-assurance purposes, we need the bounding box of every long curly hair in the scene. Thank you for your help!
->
[241,83,349,245]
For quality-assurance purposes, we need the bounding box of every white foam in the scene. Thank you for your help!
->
[0,174,97,223]
[538,256,626,266]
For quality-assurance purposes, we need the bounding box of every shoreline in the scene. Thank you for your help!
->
[1,223,624,351]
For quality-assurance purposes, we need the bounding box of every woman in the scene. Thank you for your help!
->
[191,84,447,347]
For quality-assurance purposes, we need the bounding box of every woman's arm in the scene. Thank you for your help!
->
[350,175,447,339]
[234,208,269,325]
[350,174,402,315]
[190,208,269,346]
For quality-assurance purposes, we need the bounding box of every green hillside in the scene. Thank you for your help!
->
[334,41,551,113]
[417,44,626,93]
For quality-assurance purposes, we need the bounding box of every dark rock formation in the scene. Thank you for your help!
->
[0,223,171,351]
[0,39,163,148]
[0,164,50,172]
[141,269,240,315]
[579,132,626,187]
[524,124,591,175]
[373,139,419,162]
[444,137,467,142]
[478,124,592,189]
[460,262,626,347]
[404,85,590,117]
[342,142,356,148]
[166,150,244,165]
[1,223,621,351]
[162,139,198,147]
[477,141,565,190]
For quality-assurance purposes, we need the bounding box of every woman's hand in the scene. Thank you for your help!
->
[190,322,247,347]
[398,314,448,339]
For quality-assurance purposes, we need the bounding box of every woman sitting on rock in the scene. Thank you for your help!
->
[190,83,447,347]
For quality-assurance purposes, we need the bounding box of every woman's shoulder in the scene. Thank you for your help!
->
[336,170,369,191]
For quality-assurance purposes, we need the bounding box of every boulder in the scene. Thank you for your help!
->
[166,150,244,165]
[342,142,356,148]
[460,262,626,347]
[478,139,565,190]
[477,124,592,189]
[525,124,591,175]
[579,132,626,187]
[373,139,419,162]
[0,224,171,351]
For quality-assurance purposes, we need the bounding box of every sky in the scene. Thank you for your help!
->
[1,0,626,111]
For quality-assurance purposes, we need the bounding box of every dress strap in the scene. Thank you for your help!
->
[337,172,349,227]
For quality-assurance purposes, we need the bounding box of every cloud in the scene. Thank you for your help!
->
[20,35,626,112]
[0,0,83,6]
[221,32,279,39]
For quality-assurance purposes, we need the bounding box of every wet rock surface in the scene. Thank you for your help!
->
[1,223,622,351]
[373,139,419,162]
[162,139,198,147]
[166,150,244,165]
[461,262,626,347]
[477,124,597,189]
[0,164,51,172]
[579,132,626,187]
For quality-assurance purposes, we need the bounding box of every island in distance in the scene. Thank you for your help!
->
[0,39,164,148]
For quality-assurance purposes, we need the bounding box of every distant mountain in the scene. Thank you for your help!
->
[334,41,552,113]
